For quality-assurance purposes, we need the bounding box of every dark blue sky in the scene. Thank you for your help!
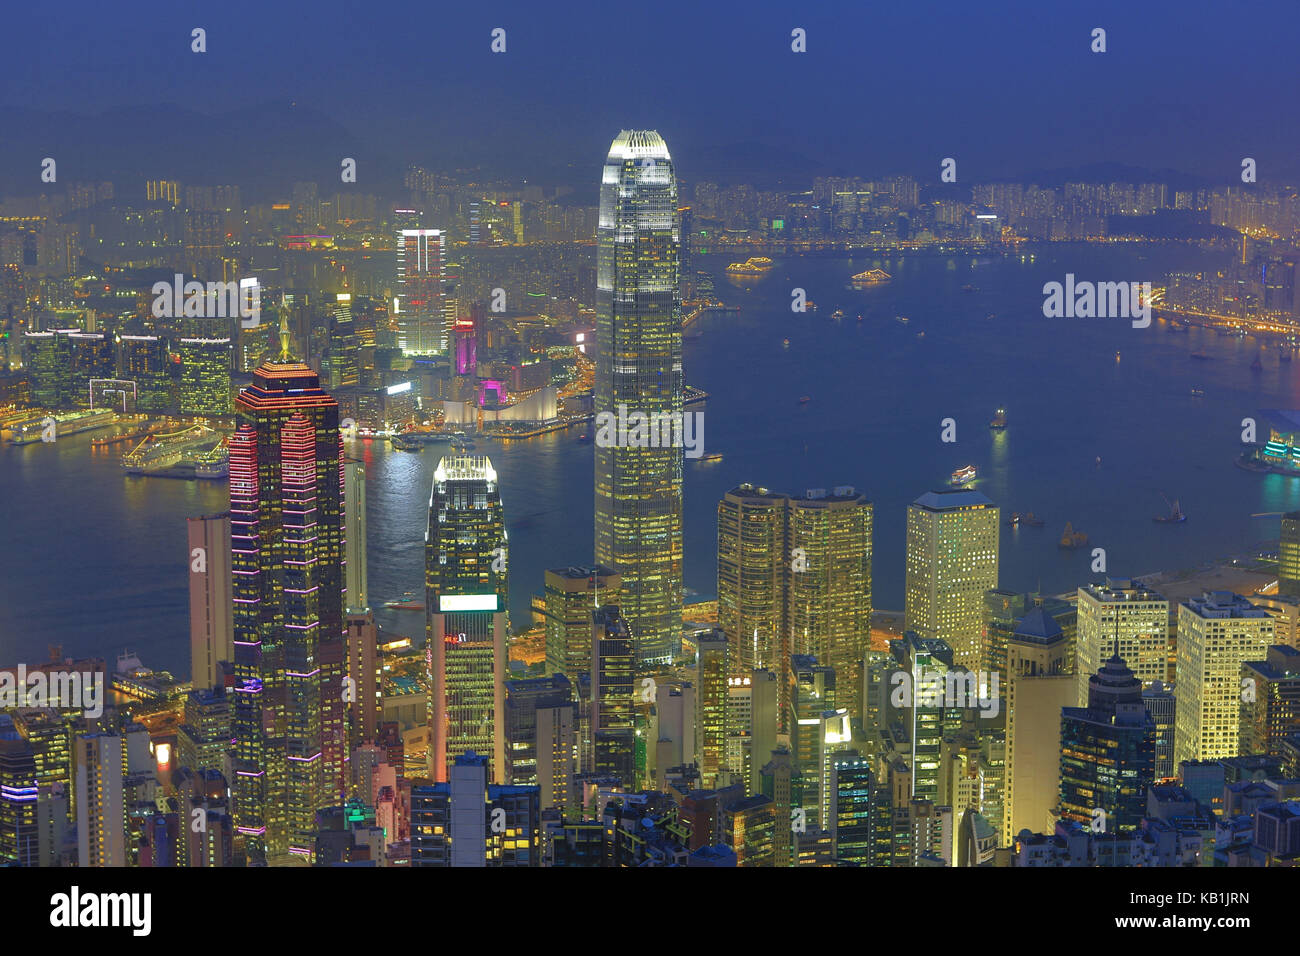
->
[2,0,1295,188]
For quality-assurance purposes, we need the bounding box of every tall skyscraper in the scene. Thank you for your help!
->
[426,455,509,784]
[717,483,872,727]
[1239,645,1300,758]
[504,674,575,810]
[188,513,233,690]
[1175,591,1275,767]
[905,489,1000,671]
[1076,578,1169,698]
[591,605,636,785]
[697,629,730,787]
[229,362,344,864]
[1280,512,1300,595]
[75,732,125,868]
[1058,654,1156,833]
[396,228,446,355]
[542,565,621,688]
[176,337,232,416]
[344,460,368,613]
[787,488,873,720]
[1002,608,1074,844]
[594,130,683,664]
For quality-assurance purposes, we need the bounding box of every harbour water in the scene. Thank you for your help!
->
[4,244,1298,676]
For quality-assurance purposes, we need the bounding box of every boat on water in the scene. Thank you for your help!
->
[781,338,790,349]
[725,257,775,277]
[1190,386,1205,397]
[850,268,891,284]
[700,453,723,462]
[8,408,118,445]
[895,315,910,325]
[798,396,811,404]
[390,434,422,451]
[121,423,218,473]
[950,464,976,487]
[805,301,818,312]
[831,309,845,320]
[989,408,1007,429]
[1007,511,1044,528]
[1059,522,1088,549]
[1154,493,1186,523]
[960,284,978,293]
[383,600,424,610]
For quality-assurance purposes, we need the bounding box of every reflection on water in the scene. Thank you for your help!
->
[2,245,1297,674]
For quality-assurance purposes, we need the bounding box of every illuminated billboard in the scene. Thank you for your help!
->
[436,594,499,613]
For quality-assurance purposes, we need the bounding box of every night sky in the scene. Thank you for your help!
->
[1,0,1294,189]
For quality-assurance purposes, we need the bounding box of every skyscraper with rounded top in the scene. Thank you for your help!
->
[594,129,683,664]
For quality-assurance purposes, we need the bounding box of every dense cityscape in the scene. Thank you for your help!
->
[2,2,1296,935]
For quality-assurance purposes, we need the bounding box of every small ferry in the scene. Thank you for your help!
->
[799,396,812,404]
[725,257,775,277]
[700,453,723,463]
[850,268,892,284]
[1190,386,1205,397]
[950,465,976,487]
[989,408,1007,430]
[895,315,910,325]
[390,434,422,451]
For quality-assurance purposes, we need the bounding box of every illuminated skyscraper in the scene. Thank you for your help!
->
[0,740,39,867]
[504,674,575,811]
[75,732,125,868]
[1058,653,1156,833]
[542,565,621,688]
[176,337,232,416]
[229,362,344,865]
[344,460,368,613]
[594,130,683,664]
[1240,645,1300,758]
[787,489,873,721]
[591,605,636,785]
[697,629,730,787]
[717,483,872,726]
[1175,591,1275,767]
[396,228,446,355]
[1076,578,1169,698]
[905,490,1000,671]
[426,455,509,784]
[116,334,172,411]
[1280,512,1300,595]
[717,486,787,679]
[1002,608,1074,845]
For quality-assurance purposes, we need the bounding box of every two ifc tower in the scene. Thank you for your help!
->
[209,132,687,838]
